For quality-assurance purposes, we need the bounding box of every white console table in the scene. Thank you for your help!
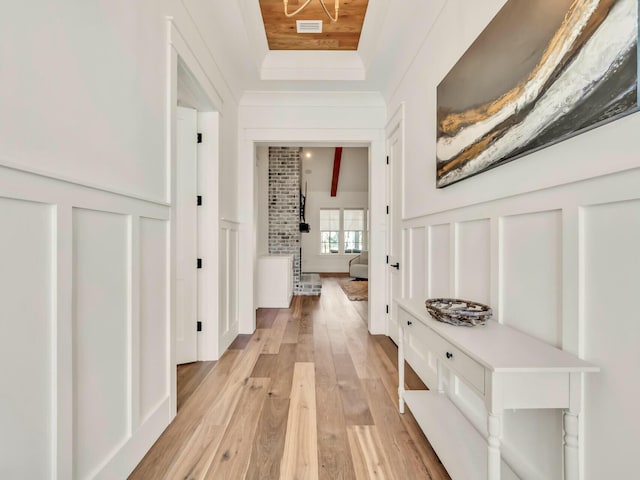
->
[396,299,598,480]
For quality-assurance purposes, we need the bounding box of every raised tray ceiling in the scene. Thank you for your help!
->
[259,0,369,50]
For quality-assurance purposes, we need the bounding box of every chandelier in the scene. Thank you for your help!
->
[283,0,339,23]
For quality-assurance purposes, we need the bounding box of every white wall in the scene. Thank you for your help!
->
[386,0,640,478]
[300,147,369,273]
[0,0,168,202]
[0,1,240,478]
[238,92,387,334]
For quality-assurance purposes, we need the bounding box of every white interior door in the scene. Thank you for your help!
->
[387,125,403,343]
[175,106,198,364]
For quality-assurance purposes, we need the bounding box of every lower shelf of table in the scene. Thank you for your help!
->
[403,390,488,480]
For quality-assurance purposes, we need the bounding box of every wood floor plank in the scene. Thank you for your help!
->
[204,377,270,479]
[313,319,358,477]
[347,425,396,480]
[229,333,253,350]
[327,325,349,355]
[352,300,368,325]
[313,322,338,387]
[290,295,303,320]
[268,343,297,400]
[333,352,375,426]
[299,299,314,334]
[177,361,217,411]
[280,362,319,480]
[262,310,289,354]
[257,308,279,329]
[282,317,300,344]
[342,316,379,380]
[245,397,290,480]
[162,423,225,480]
[316,382,357,480]
[251,353,277,378]
[296,332,315,362]
[363,379,433,480]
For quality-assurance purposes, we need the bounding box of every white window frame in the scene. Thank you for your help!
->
[319,207,367,255]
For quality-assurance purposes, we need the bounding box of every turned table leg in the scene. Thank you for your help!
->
[487,412,503,480]
[564,372,583,480]
[398,324,405,414]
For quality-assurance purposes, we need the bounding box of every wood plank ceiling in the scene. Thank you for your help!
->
[259,0,369,50]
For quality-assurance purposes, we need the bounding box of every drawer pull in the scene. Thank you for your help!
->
[446,352,454,359]
[407,320,413,326]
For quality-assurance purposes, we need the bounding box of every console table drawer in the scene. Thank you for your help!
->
[400,307,485,395]
[435,338,485,395]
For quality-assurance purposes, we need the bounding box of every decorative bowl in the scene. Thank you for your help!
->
[425,298,492,327]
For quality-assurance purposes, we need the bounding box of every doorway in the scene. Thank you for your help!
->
[173,57,229,411]
[254,145,370,305]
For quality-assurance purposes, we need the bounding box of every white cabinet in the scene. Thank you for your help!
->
[396,299,599,480]
[257,255,293,308]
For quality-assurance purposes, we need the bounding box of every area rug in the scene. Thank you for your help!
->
[340,279,368,301]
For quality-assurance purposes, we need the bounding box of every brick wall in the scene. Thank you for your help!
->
[268,147,302,292]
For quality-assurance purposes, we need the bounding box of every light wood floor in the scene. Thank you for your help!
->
[130,277,450,479]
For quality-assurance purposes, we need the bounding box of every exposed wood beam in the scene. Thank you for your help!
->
[331,147,343,197]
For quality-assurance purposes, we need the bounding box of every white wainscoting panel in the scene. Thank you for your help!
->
[0,198,54,479]
[455,219,490,304]
[73,208,131,479]
[582,199,640,479]
[500,210,562,346]
[228,228,239,336]
[409,227,426,299]
[219,222,240,352]
[219,228,228,335]
[0,163,172,479]
[428,223,451,298]
[139,217,170,423]
[399,167,640,479]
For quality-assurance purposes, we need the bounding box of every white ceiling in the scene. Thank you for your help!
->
[183,0,448,99]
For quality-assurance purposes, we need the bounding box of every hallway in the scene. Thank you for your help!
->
[130,277,450,479]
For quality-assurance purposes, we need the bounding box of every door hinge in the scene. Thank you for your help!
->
[386,155,389,165]
[386,205,389,215]
[197,133,203,144]
[197,258,203,269]
[197,195,202,206]
[386,305,389,314]
[197,321,202,332]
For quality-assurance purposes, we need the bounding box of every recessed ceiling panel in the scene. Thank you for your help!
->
[259,0,369,50]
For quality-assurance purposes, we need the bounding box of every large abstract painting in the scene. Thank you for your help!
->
[436,0,639,188]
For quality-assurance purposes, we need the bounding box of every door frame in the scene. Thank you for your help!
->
[238,132,387,336]
[168,19,222,415]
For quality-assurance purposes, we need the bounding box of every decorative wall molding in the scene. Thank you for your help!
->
[400,167,640,479]
[0,163,170,479]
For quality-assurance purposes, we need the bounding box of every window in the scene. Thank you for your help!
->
[343,209,364,253]
[319,208,367,254]
[320,209,340,254]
